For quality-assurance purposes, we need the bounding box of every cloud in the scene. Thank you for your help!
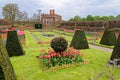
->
[0,0,120,20]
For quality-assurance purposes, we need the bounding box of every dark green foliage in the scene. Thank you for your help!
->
[51,37,68,53]
[0,35,16,80]
[100,29,116,46]
[110,34,120,60]
[70,30,89,49]
[35,24,42,29]
[0,66,5,80]
[6,31,25,57]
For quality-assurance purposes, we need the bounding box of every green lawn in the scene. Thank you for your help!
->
[10,30,120,80]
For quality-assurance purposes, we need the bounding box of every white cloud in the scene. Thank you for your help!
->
[1,0,120,20]
[39,0,72,9]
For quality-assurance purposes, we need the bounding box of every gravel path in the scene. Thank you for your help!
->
[89,44,113,53]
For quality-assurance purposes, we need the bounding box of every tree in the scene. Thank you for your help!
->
[87,15,94,21]
[23,11,28,21]
[69,15,81,21]
[31,13,38,21]
[73,15,81,21]
[94,16,101,21]
[109,15,115,20]
[2,3,20,26]
[69,18,74,21]
[116,14,120,20]
[100,16,110,21]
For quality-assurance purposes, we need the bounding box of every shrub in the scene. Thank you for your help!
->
[34,24,42,29]
[100,29,116,46]
[110,33,120,61]
[0,66,5,80]
[38,47,84,69]
[6,31,25,57]
[51,37,68,53]
[0,35,16,80]
[70,30,89,49]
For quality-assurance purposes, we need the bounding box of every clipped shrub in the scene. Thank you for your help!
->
[6,31,25,57]
[70,30,89,49]
[100,29,116,46]
[110,33,120,61]
[34,24,42,29]
[51,37,68,53]
[0,66,5,80]
[0,35,16,80]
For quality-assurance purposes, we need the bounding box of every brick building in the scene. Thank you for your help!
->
[41,10,62,25]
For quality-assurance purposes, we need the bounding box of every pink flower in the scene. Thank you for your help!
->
[39,56,43,59]
[44,55,51,58]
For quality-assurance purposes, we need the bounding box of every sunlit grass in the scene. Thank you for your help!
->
[10,30,120,80]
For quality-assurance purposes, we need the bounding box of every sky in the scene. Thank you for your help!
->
[0,0,120,20]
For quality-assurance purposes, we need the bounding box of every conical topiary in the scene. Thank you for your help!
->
[6,31,25,57]
[70,30,89,49]
[100,29,116,46]
[110,33,120,60]
[0,35,16,80]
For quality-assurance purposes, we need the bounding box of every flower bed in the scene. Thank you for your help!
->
[37,47,84,70]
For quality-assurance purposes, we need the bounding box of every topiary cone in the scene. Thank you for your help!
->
[0,35,17,80]
[6,31,25,57]
[110,33,120,60]
[100,29,116,46]
[70,30,89,49]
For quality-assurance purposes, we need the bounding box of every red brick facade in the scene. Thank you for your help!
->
[41,10,62,25]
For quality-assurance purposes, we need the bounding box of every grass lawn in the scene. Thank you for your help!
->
[10,30,120,80]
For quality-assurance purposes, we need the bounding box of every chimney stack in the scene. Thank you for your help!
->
[50,9,55,15]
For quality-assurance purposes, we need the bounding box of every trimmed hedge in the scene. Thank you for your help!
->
[110,33,120,60]
[51,37,68,53]
[0,66,5,80]
[35,24,42,29]
[6,31,25,57]
[0,35,16,80]
[100,29,116,46]
[70,30,89,49]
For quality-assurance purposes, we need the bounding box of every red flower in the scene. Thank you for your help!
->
[39,56,43,59]
[44,55,51,58]
[40,50,46,53]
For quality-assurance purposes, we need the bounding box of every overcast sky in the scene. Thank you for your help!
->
[0,0,120,20]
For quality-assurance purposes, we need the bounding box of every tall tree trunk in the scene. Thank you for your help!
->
[0,35,17,80]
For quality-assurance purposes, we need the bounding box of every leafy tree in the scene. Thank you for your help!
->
[94,16,101,21]
[100,16,110,21]
[2,3,20,26]
[109,15,115,20]
[87,15,94,21]
[116,14,120,20]
[73,15,81,21]
[69,15,81,21]
[81,17,87,21]
[69,18,74,21]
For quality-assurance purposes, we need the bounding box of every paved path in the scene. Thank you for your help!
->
[89,44,113,53]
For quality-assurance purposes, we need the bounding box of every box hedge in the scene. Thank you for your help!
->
[100,29,116,46]
[0,35,16,80]
[6,31,25,57]
[70,30,89,49]
[110,33,120,60]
